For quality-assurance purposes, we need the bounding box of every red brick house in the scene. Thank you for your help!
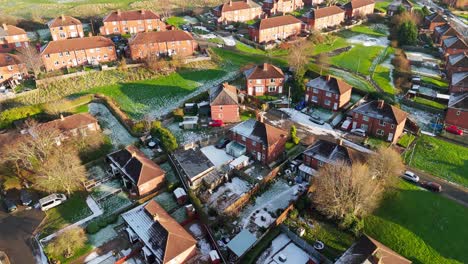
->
[432,24,458,45]
[248,15,302,43]
[262,0,304,16]
[424,13,447,31]
[446,53,468,78]
[449,72,468,93]
[244,63,285,96]
[210,82,240,123]
[128,30,198,60]
[442,36,468,56]
[302,6,345,30]
[228,117,287,165]
[305,75,352,110]
[299,139,366,179]
[0,53,27,86]
[442,0,466,8]
[41,36,117,72]
[351,100,408,143]
[107,145,166,196]
[213,0,263,24]
[445,93,467,130]
[100,9,166,36]
[122,200,198,263]
[47,15,84,41]
[387,0,413,16]
[0,24,29,53]
[343,0,375,19]
[303,0,325,6]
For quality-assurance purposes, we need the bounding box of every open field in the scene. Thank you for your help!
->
[331,44,384,75]
[404,135,468,187]
[373,65,394,95]
[365,181,468,264]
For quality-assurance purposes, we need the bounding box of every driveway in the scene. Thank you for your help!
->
[0,208,45,264]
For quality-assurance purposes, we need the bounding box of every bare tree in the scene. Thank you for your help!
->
[46,227,87,259]
[367,146,405,186]
[287,41,312,77]
[315,52,330,75]
[16,46,43,78]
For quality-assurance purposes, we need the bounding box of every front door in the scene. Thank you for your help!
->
[352,121,357,129]
[388,133,394,142]
[257,152,261,161]
[333,103,338,111]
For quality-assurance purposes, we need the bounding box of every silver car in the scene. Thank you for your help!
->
[402,171,419,183]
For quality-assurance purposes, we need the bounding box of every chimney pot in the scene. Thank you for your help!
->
[60,114,65,121]
[257,111,264,123]
[88,32,92,37]
[141,9,145,15]
[2,24,7,30]
[377,99,385,109]
[61,14,65,21]
[263,63,268,71]
[229,0,232,6]
[337,138,343,146]
[152,213,159,222]
[117,9,121,16]
[326,75,331,81]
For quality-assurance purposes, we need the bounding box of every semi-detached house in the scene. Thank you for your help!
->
[449,72,468,93]
[302,6,345,30]
[100,9,166,36]
[0,24,29,53]
[214,0,263,24]
[244,63,285,96]
[41,36,117,71]
[0,53,27,85]
[343,0,375,19]
[445,93,468,130]
[305,75,352,110]
[262,0,304,16]
[47,15,84,41]
[446,53,468,78]
[248,15,302,43]
[210,82,240,123]
[442,36,468,56]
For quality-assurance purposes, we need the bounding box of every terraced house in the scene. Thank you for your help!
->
[446,53,468,77]
[100,9,166,35]
[302,6,345,30]
[0,24,29,53]
[243,63,285,96]
[128,30,198,60]
[450,72,468,93]
[41,36,117,71]
[343,0,375,19]
[47,15,84,41]
[424,13,446,32]
[350,100,408,143]
[248,15,302,43]
[442,36,468,56]
[214,0,263,24]
[305,75,352,110]
[0,53,27,86]
[432,24,458,45]
[445,93,468,130]
[262,0,304,16]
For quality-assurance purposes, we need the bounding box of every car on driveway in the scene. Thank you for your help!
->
[351,128,366,137]
[420,181,442,192]
[402,171,419,183]
[20,190,33,207]
[3,199,17,213]
[209,120,224,127]
[215,138,231,149]
[39,193,67,211]
[445,125,463,135]
[309,114,325,125]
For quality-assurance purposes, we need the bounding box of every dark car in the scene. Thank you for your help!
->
[294,100,306,111]
[309,114,325,125]
[20,189,33,206]
[215,138,231,149]
[3,199,17,213]
[421,181,442,192]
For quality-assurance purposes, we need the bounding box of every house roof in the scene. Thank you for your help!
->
[344,0,375,10]
[243,63,284,80]
[172,148,214,180]
[41,36,114,54]
[0,24,26,36]
[122,200,196,264]
[425,12,446,23]
[352,100,408,124]
[388,0,413,8]
[39,113,98,132]
[448,53,468,68]
[107,145,165,186]
[451,71,468,86]
[0,53,23,67]
[443,36,468,49]
[230,118,287,147]
[304,6,345,19]
[103,9,160,22]
[434,24,457,37]
[448,92,468,109]
[335,235,412,264]
[255,15,302,30]
[129,30,195,45]
[48,15,82,28]
[303,139,367,165]
[306,75,352,94]
[227,229,257,257]
[210,82,238,106]
[215,0,261,13]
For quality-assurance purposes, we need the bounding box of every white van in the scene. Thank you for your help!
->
[39,193,67,211]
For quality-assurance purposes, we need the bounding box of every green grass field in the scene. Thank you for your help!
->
[348,24,387,37]
[365,181,468,264]
[166,16,186,29]
[405,135,468,187]
[397,133,416,148]
[312,36,349,55]
[373,65,395,95]
[331,45,384,75]
[421,76,449,89]
[413,96,447,110]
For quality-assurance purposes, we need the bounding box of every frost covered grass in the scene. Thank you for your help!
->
[331,44,385,75]
[373,65,395,95]
[159,162,180,186]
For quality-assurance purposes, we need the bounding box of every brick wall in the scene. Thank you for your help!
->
[215,7,263,23]
[0,63,28,84]
[305,88,351,110]
[129,40,198,60]
[50,24,84,41]
[100,19,166,35]
[249,22,302,43]
[42,46,117,71]
[246,77,285,96]
[0,34,29,53]
[445,107,468,130]
[304,12,345,30]
[351,112,406,143]
[210,104,240,123]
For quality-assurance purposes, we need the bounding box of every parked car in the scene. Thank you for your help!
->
[341,119,352,131]
[215,138,231,149]
[420,181,442,192]
[351,128,366,137]
[294,100,306,111]
[445,125,463,135]
[309,114,325,125]
[39,193,67,211]
[20,189,33,206]
[402,171,419,183]
[209,119,224,127]
[3,199,17,213]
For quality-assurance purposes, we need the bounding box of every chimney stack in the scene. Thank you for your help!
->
[2,24,7,30]
[337,138,343,146]
[61,14,65,21]
[377,99,384,109]
[88,32,93,37]
[229,0,232,6]
[117,9,121,16]
[325,75,331,81]
[60,114,65,121]
[257,111,264,123]
[141,9,145,15]
[152,213,160,222]
[263,63,268,71]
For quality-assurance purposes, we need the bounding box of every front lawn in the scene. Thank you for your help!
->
[40,192,92,237]
[413,96,447,110]
[331,44,384,75]
[240,110,255,121]
[405,135,468,187]
[364,181,468,264]
[373,65,395,95]
[397,133,416,148]
[166,16,186,28]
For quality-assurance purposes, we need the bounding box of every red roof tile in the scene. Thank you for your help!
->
[41,36,114,54]
[244,63,284,80]
[0,53,23,67]
[307,6,345,19]
[103,10,160,22]
[344,0,375,9]
[218,0,261,12]
[48,15,82,28]
[2,24,26,36]
[129,30,195,45]
[258,15,302,30]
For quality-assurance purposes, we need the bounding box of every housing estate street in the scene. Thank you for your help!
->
[0,209,44,264]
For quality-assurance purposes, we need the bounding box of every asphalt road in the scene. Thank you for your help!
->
[0,208,44,264]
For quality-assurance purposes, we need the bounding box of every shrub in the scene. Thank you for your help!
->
[173,108,184,122]
[208,207,218,217]
[86,222,100,234]
[289,209,299,220]
[0,104,43,129]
